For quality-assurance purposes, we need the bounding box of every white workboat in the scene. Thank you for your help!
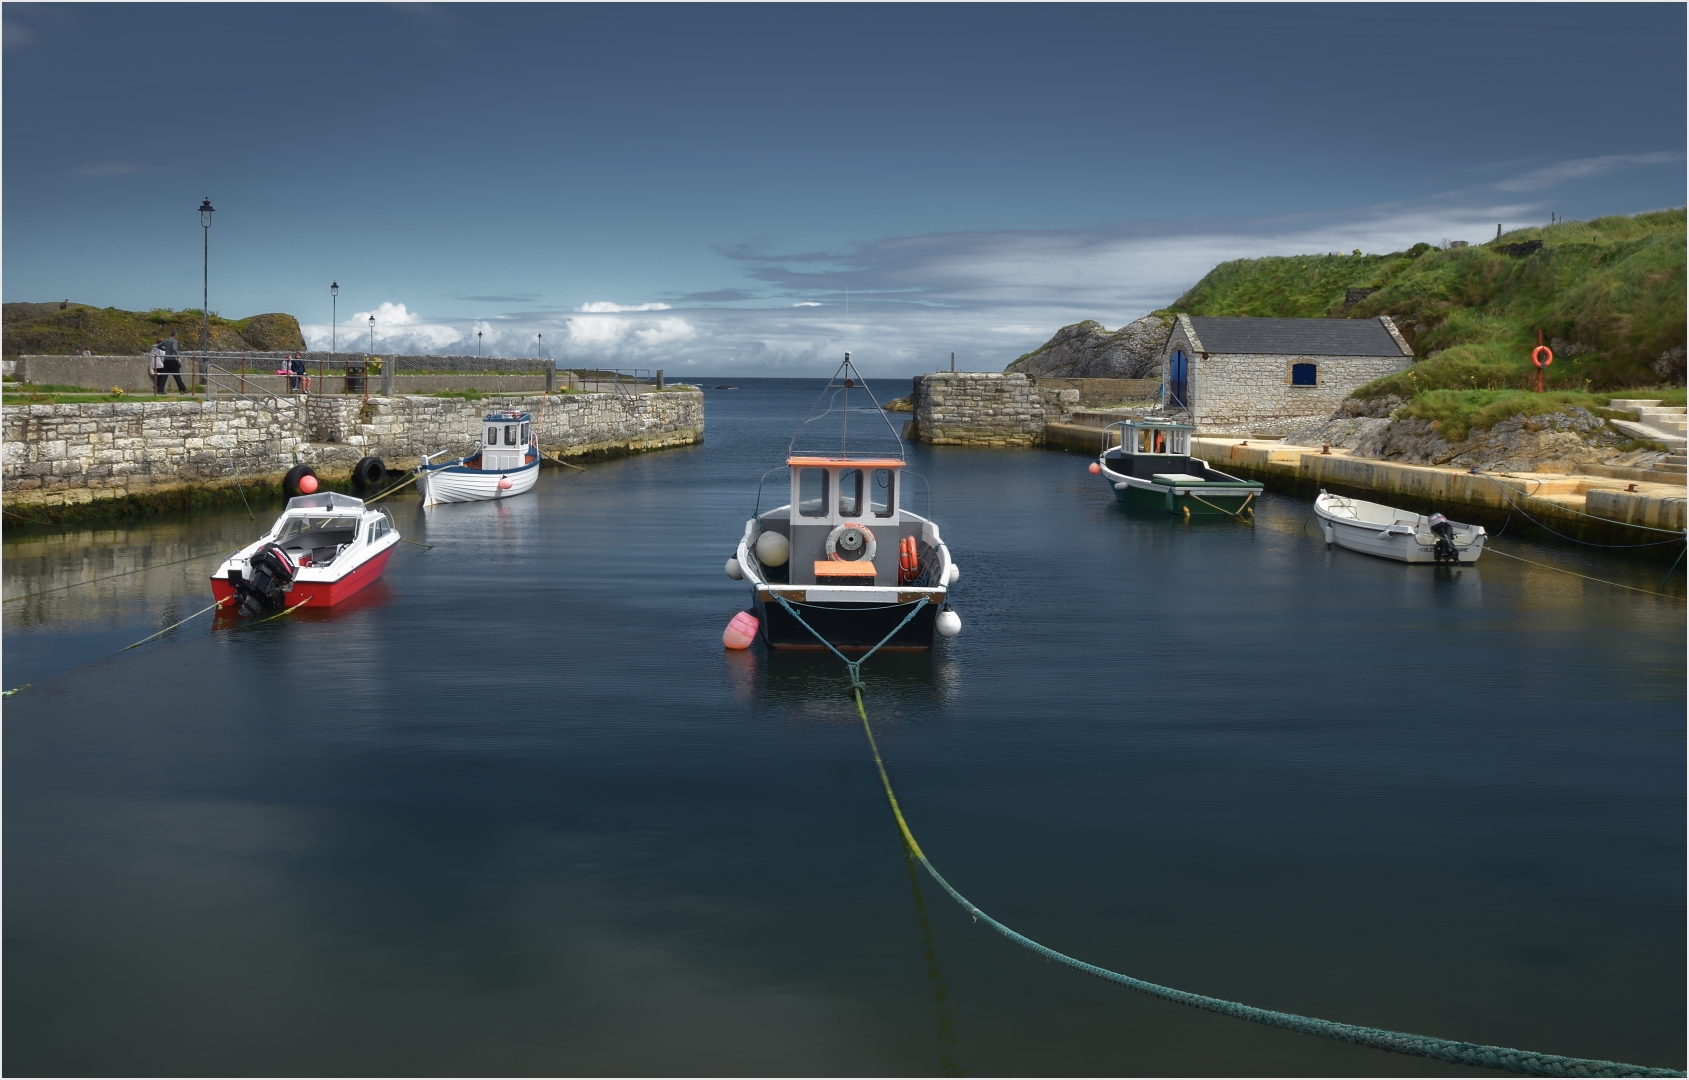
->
[1314,491,1486,564]
[417,409,541,506]
[724,354,961,651]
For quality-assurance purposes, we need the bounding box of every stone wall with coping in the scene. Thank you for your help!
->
[8,354,627,395]
[905,372,1077,446]
[2,390,703,511]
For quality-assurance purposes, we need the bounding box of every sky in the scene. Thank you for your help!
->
[3,3,1684,376]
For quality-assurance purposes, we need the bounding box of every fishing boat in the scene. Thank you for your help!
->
[1093,417,1263,516]
[211,491,401,615]
[724,355,961,651]
[416,409,541,506]
[1314,491,1486,564]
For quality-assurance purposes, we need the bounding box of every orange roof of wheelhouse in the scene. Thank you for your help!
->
[786,456,905,468]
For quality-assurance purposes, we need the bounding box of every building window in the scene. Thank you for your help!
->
[1291,363,1317,386]
[1168,350,1189,407]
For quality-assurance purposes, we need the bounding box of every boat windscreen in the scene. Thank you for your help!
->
[286,493,365,511]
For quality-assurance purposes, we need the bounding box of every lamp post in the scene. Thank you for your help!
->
[537,333,542,359]
[477,331,482,357]
[198,198,215,353]
[328,281,338,394]
[368,313,375,355]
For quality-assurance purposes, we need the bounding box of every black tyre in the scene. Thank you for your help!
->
[282,464,318,498]
[352,456,386,491]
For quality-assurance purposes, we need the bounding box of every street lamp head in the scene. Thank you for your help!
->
[199,198,215,227]
[331,282,339,297]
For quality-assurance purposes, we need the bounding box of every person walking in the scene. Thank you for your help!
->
[159,334,186,393]
[150,341,167,393]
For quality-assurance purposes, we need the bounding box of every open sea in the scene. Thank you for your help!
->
[4,378,1684,1076]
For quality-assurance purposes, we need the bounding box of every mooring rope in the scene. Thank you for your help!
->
[1483,546,1682,600]
[770,600,1682,1077]
[1186,489,1256,521]
[1474,471,1686,547]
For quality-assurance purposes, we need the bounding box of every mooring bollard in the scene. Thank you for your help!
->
[546,360,556,394]
[656,368,665,391]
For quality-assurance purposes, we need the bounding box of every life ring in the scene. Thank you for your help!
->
[824,522,876,561]
[1531,345,1553,368]
[898,535,920,583]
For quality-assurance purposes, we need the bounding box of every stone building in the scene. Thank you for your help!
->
[1163,314,1414,434]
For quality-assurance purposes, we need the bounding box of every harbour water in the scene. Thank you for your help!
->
[4,379,1683,1075]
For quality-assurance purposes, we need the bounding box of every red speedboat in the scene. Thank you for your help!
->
[211,491,401,615]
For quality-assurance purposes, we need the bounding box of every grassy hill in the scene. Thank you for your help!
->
[2,302,305,356]
[1165,209,1686,398]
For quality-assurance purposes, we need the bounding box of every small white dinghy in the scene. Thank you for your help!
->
[1314,490,1486,564]
[417,409,541,507]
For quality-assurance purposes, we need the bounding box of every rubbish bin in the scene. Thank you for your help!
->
[345,363,366,394]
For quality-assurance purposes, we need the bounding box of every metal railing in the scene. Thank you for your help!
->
[197,358,310,431]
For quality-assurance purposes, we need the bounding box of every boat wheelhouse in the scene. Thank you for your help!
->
[1094,416,1263,516]
[211,491,400,614]
[417,409,541,506]
[728,356,960,651]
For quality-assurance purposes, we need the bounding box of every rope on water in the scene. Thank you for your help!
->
[1483,547,1683,600]
[773,599,1684,1077]
[120,597,226,651]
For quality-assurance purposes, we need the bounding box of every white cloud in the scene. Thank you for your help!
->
[576,301,672,312]
[792,301,822,307]
[1493,151,1683,193]
[301,301,464,354]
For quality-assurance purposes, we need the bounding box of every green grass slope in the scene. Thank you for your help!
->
[2,302,305,356]
[1165,209,1686,398]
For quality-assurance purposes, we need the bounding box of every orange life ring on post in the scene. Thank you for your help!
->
[1531,345,1553,368]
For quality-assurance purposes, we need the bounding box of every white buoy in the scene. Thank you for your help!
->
[725,556,744,580]
[754,530,790,567]
[935,609,962,638]
[943,564,960,586]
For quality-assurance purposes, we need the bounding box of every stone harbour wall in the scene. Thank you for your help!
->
[2,390,703,513]
[905,372,1078,446]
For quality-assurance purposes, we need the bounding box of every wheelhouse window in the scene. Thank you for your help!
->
[487,427,498,444]
[504,425,518,445]
[798,468,830,517]
[1138,429,1152,453]
[521,422,531,443]
[838,470,863,516]
[871,469,895,517]
[1291,363,1317,386]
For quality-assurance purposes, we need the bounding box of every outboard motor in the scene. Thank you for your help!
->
[233,543,298,615]
[1427,513,1460,564]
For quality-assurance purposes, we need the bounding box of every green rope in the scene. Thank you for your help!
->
[774,596,1683,1077]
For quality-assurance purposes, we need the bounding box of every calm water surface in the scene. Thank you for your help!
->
[5,379,1684,1076]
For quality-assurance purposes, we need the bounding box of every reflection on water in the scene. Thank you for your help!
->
[4,379,1683,1076]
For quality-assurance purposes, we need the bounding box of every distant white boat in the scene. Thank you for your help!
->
[1314,491,1486,564]
[417,409,541,506]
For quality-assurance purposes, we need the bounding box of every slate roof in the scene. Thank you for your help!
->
[1184,316,1409,357]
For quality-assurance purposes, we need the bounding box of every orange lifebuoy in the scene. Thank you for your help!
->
[898,535,920,583]
[1531,345,1553,368]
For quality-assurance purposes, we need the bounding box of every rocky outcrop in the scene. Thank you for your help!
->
[1352,406,1631,472]
[1005,315,1170,379]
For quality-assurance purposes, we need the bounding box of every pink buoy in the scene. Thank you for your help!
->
[723,610,759,650]
[298,473,319,494]
[497,476,513,490]
[1088,462,1101,475]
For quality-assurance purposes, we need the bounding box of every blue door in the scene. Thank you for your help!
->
[1168,350,1189,407]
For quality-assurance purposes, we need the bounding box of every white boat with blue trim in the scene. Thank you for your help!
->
[417,409,541,507]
